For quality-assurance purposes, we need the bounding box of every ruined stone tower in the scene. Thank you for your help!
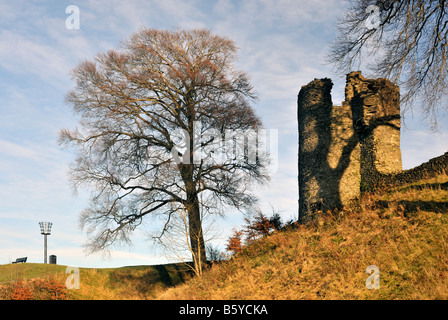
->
[298,71,401,223]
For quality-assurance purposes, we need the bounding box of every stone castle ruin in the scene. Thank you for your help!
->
[298,71,448,223]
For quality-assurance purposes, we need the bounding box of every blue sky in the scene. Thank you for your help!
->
[0,0,447,268]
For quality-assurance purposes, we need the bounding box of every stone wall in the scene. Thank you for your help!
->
[298,71,402,223]
[373,152,448,190]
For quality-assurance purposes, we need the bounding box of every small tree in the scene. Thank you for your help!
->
[226,210,283,254]
[158,204,216,276]
[243,211,282,244]
[226,229,244,255]
[206,244,225,261]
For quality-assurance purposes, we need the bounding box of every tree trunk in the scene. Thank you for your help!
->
[184,102,207,273]
[180,156,207,274]
[186,191,207,274]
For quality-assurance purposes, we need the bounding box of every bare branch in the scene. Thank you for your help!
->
[328,0,448,128]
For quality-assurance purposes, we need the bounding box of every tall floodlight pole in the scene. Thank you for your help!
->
[39,222,52,264]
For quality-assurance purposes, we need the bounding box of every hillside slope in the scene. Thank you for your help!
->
[0,263,192,299]
[157,174,448,300]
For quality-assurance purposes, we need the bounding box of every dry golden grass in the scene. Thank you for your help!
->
[66,264,193,300]
[157,174,448,300]
[0,263,192,300]
[2,175,447,300]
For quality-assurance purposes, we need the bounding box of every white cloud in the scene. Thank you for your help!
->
[81,0,208,37]
[401,128,448,169]
[0,139,42,161]
[0,30,72,87]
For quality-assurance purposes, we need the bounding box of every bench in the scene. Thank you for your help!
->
[12,257,27,264]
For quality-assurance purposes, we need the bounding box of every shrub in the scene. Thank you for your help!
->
[34,276,68,300]
[0,276,67,300]
[226,211,284,255]
[11,281,34,300]
[226,229,244,254]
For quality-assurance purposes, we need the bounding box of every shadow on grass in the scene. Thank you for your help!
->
[108,263,193,298]
[375,200,448,214]
[398,181,448,192]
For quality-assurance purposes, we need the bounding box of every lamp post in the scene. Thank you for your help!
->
[39,222,52,264]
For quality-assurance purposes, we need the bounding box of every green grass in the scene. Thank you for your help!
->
[0,263,67,284]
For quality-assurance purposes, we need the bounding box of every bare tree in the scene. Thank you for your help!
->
[59,28,270,271]
[157,186,223,276]
[158,205,206,276]
[328,0,448,128]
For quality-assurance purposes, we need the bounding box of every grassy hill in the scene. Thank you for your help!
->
[0,262,193,299]
[157,174,448,299]
[1,173,448,300]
